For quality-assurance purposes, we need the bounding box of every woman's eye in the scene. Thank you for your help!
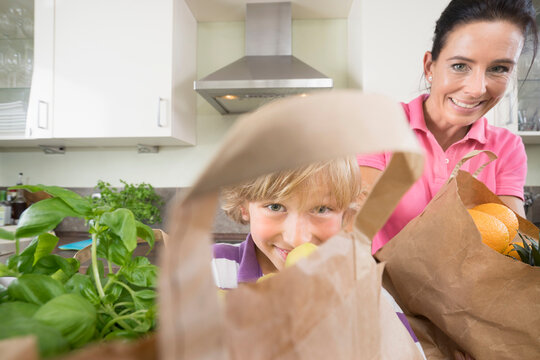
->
[490,65,510,74]
[266,203,285,212]
[452,63,468,72]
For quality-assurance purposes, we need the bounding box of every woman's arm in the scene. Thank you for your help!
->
[499,195,526,218]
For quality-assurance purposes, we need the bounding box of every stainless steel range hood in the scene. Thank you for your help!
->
[194,2,333,115]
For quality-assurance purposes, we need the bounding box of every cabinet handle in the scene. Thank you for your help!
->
[157,97,167,128]
[38,100,49,130]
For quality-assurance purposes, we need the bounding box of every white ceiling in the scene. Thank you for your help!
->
[184,0,354,22]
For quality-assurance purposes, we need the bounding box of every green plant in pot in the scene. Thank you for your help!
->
[89,180,164,225]
[0,185,157,358]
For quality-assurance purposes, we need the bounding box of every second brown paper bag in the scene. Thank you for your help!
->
[376,153,540,360]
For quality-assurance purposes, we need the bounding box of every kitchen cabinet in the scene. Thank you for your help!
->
[0,0,196,148]
[0,0,39,140]
[489,3,540,145]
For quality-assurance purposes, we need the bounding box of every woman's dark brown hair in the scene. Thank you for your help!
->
[431,0,538,78]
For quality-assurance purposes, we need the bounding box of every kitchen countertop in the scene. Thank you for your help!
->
[54,231,247,273]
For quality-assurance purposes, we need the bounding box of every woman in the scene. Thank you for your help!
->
[358,0,539,254]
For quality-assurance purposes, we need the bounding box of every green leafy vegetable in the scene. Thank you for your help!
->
[89,180,164,225]
[1,184,159,357]
[33,293,97,348]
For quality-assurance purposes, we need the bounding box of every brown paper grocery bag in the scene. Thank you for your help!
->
[376,152,540,360]
[159,90,426,360]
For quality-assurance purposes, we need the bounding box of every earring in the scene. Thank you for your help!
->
[428,75,433,82]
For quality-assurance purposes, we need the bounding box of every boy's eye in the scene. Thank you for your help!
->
[313,206,332,214]
[452,63,468,72]
[266,203,285,212]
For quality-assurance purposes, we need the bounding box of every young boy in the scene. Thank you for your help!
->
[211,157,426,359]
[212,157,361,286]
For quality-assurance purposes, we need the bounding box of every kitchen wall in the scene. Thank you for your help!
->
[0,19,348,188]
[1,14,540,186]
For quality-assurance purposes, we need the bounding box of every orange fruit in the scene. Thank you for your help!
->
[472,203,519,241]
[467,209,510,253]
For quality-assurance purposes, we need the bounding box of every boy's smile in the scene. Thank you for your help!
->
[242,185,345,274]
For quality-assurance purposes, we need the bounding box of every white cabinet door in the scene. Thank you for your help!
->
[53,0,196,145]
[26,0,54,139]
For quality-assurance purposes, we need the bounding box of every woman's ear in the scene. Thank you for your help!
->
[423,51,433,80]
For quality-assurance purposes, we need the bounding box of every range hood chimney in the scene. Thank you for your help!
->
[194,2,333,115]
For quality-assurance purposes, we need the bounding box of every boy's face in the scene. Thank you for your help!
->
[242,185,346,274]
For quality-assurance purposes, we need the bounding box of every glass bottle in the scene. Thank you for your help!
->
[0,189,12,226]
[11,172,27,224]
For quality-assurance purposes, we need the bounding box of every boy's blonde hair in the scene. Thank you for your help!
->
[221,157,361,224]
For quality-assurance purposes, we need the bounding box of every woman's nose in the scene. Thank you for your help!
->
[464,71,487,97]
[283,215,311,248]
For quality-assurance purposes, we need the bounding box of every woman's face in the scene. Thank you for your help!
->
[424,21,524,127]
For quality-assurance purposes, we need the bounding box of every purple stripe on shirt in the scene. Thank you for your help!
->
[237,234,263,283]
[396,312,419,342]
[213,234,263,283]
[213,242,241,262]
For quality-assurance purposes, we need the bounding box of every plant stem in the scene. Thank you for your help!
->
[100,310,147,337]
[91,232,105,298]
[107,259,114,275]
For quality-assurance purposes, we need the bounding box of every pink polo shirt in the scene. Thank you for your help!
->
[358,94,527,254]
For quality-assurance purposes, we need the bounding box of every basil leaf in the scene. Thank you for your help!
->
[7,274,65,305]
[100,209,137,252]
[65,273,100,305]
[101,282,124,305]
[7,239,38,273]
[34,293,97,349]
[0,301,39,321]
[120,257,157,288]
[108,236,131,266]
[33,255,79,278]
[13,185,92,216]
[16,198,81,239]
[136,221,155,251]
[0,317,69,358]
[0,263,18,277]
[132,289,157,311]
[33,233,59,265]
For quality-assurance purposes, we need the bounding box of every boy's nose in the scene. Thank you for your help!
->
[283,214,311,248]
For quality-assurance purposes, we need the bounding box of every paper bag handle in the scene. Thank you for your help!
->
[355,152,424,240]
[449,150,497,179]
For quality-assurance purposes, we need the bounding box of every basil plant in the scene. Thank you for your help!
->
[0,185,157,358]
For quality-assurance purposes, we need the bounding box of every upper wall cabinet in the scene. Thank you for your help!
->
[0,0,196,148]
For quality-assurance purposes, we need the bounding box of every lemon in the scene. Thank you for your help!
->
[256,272,277,283]
[284,243,318,268]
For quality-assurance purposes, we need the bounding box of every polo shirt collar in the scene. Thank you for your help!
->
[237,233,263,283]
[408,94,487,144]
